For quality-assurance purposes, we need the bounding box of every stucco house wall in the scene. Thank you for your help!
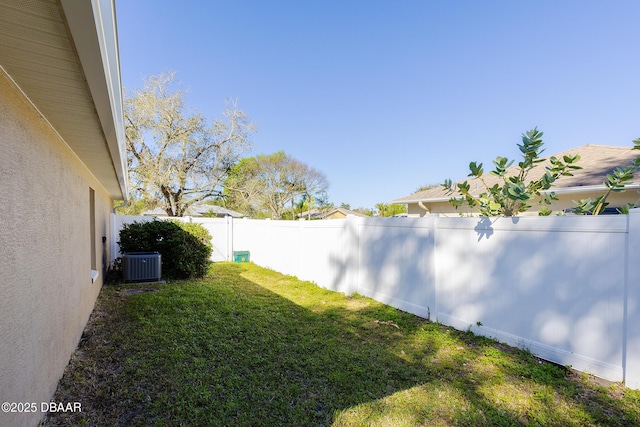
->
[0,1,127,425]
[0,68,113,427]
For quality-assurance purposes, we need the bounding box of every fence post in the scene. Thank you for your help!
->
[625,209,640,389]
[349,215,361,295]
[428,213,438,322]
[227,216,233,262]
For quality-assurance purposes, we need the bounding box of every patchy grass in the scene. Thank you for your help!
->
[43,262,640,426]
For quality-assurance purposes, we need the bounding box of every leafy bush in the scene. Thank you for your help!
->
[442,128,582,216]
[571,137,640,215]
[118,219,212,279]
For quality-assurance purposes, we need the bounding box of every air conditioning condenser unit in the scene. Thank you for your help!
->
[123,252,162,282]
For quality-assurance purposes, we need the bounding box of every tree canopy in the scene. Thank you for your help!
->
[224,151,330,219]
[375,203,407,217]
[124,72,256,216]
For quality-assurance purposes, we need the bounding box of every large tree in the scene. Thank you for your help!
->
[124,72,256,216]
[224,151,330,219]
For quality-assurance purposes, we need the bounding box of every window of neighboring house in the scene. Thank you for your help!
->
[90,188,98,282]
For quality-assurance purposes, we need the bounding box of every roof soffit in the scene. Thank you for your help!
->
[0,0,128,200]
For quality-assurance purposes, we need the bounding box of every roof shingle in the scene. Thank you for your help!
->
[394,144,639,203]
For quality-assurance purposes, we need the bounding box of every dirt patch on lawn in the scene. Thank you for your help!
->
[120,288,158,296]
[40,287,138,426]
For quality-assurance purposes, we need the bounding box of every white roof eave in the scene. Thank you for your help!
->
[60,0,129,201]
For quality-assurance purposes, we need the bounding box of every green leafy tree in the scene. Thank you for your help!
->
[571,138,640,215]
[295,192,333,220]
[375,203,407,217]
[124,71,256,217]
[114,196,152,216]
[224,151,329,219]
[221,157,264,217]
[353,207,375,216]
[442,128,582,216]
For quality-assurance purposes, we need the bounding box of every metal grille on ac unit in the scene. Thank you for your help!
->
[123,252,162,282]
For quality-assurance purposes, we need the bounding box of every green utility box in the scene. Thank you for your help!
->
[233,251,250,263]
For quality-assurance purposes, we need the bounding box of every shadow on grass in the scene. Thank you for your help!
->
[44,263,640,427]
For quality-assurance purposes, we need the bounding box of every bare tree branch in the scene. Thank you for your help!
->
[124,72,256,216]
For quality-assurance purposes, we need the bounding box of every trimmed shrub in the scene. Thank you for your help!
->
[118,219,212,279]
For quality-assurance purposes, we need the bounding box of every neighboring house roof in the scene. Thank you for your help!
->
[393,144,640,204]
[144,204,245,218]
[0,0,128,200]
[297,209,325,220]
[189,205,246,218]
[325,207,369,218]
[298,207,369,219]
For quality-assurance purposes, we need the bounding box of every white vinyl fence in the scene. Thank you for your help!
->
[110,211,640,389]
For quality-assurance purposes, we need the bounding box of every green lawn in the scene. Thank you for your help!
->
[44,262,640,426]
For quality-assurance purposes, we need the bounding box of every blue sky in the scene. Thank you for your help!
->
[116,1,640,209]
